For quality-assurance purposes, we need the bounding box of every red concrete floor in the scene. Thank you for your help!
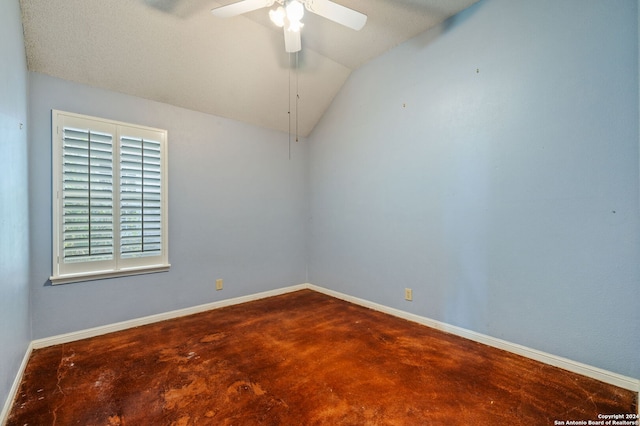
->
[7,290,638,425]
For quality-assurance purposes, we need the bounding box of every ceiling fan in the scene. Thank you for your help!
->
[211,0,367,53]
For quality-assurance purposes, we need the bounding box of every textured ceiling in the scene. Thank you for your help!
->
[20,0,479,136]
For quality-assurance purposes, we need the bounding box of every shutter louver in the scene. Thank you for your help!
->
[62,127,114,263]
[120,135,163,259]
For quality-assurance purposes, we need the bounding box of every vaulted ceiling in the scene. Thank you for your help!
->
[20,0,479,136]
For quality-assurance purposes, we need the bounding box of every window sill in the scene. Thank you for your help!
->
[50,264,171,285]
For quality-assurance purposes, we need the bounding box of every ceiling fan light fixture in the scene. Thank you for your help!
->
[285,0,304,22]
[287,19,304,32]
[269,6,286,27]
[212,0,367,53]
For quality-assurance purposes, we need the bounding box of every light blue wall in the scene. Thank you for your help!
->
[8,0,640,402]
[308,0,640,378]
[0,0,31,409]
[28,73,308,339]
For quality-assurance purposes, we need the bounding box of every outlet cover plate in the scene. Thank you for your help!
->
[404,288,412,301]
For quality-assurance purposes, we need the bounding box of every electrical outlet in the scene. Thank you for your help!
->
[215,279,223,291]
[404,288,413,301]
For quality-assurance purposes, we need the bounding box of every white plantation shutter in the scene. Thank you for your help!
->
[62,127,114,264]
[118,128,165,268]
[52,111,169,284]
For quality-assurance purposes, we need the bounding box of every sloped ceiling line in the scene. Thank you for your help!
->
[20,0,479,136]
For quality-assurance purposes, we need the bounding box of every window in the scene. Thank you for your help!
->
[51,110,169,284]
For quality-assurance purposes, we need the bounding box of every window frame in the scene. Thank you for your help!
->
[51,110,170,285]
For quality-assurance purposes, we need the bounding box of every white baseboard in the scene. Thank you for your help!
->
[1,342,33,426]
[32,284,308,349]
[306,284,640,394]
[6,282,637,424]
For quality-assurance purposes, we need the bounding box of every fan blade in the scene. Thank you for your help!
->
[211,0,274,18]
[284,27,301,52]
[304,0,366,31]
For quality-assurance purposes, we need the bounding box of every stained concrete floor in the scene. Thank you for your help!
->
[7,290,637,425]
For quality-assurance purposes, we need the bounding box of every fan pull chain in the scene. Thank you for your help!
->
[295,51,299,143]
[288,52,292,160]
[287,52,300,159]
